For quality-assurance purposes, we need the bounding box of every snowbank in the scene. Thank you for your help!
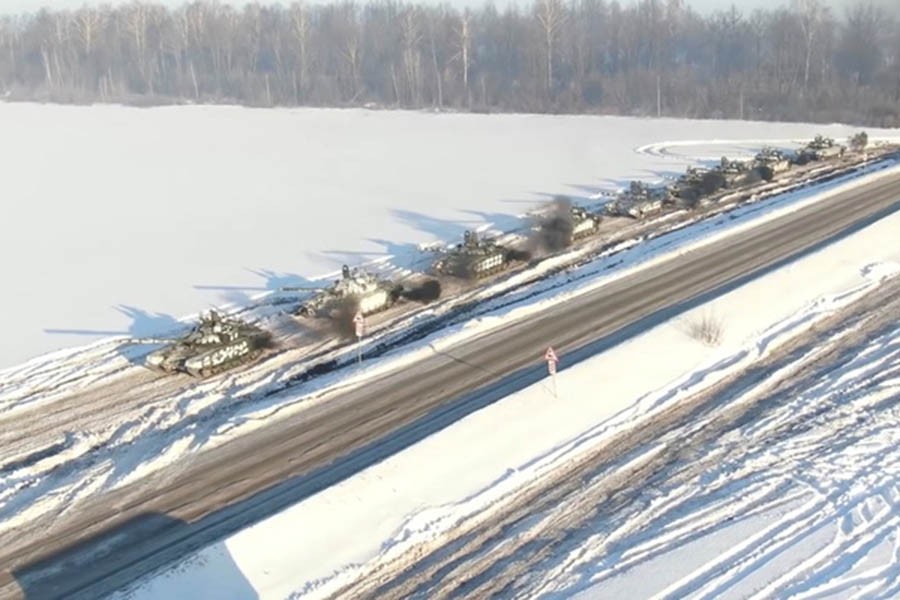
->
[4,155,899,545]
[114,175,900,598]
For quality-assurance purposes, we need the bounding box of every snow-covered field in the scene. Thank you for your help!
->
[4,103,900,599]
[3,156,897,545]
[113,180,900,595]
[3,102,896,369]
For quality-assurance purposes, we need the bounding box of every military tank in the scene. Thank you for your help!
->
[432,230,515,279]
[570,206,601,239]
[670,166,715,205]
[290,265,405,318]
[145,310,272,377]
[532,200,601,251]
[794,135,845,164]
[752,147,792,179]
[849,132,869,153]
[606,181,671,219]
[706,156,763,190]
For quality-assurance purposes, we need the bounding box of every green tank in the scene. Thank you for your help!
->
[145,311,271,377]
[753,147,792,179]
[289,265,404,318]
[670,166,715,204]
[433,230,511,279]
[532,198,601,251]
[606,181,671,219]
[712,157,762,188]
[794,135,845,164]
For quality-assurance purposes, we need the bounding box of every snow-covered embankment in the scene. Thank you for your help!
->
[116,183,900,598]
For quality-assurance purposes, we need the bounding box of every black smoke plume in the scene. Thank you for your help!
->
[505,248,533,262]
[528,196,574,255]
[253,330,276,350]
[328,297,361,340]
[401,279,442,303]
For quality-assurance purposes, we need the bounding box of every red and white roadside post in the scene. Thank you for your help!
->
[354,311,365,365]
[545,346,559,398]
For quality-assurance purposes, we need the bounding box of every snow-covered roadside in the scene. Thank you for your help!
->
[3,157,898,546]
[112,188,900,597]
[144,156,900,443]
[3,133,889,414]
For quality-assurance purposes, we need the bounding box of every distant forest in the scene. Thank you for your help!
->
[1,0,899,125]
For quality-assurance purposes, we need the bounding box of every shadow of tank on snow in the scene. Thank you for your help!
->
[194,268,321,300]
[390,208,483,245]
[43,305,181,339]
[16,199,896,600]
[43,305,185,368]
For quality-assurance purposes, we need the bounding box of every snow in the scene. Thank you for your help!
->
[3,101,897,369]
[113,179,900,595]
[1,150,895,543]
[2,132,899,550]
[4,103,900,597]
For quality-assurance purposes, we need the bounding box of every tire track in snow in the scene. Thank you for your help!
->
[335,280,900,600]
[2,152,898,582]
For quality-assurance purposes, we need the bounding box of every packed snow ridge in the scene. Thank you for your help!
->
[115,177,900,598]
[2,151,897,544]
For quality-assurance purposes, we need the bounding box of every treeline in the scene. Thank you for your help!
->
[1,0,899,125]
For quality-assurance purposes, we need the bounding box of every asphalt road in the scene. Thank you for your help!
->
[3,170,900,599]
[338,277,900,600]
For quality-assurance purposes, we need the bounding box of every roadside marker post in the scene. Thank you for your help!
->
[354,312,365,365]
[545,346,559,398]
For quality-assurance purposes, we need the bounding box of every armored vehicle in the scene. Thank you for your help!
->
[291,265,404,318]
[849,132,868,152]
[752,147,792,179]
[569,206,601,239]
[606,181,671,219]
[795,135,845,163]
[707,157,763,189]
[536,204,601,246]
[146,311,271,377]
[670,166,715,204]
[433,230,511,279]
[623,198,665,219]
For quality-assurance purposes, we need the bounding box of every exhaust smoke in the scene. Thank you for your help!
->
[401,279,442,303]
[528,196,575,255]
[328,297,361,340]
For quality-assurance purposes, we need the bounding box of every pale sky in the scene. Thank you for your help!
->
[0,0,890,16]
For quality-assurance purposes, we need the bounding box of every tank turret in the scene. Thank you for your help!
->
[145,311,272,377]
[528,197,601,252]
[569,206,601,239]
[670,166,715,204]
[293,265,404,318]
[794,135,845,163]
[606,181,671,219]
[753,147,792,179]
[703,156,763,190]
[432,230,512,279]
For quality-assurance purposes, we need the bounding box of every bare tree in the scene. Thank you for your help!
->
[535,0,565,98]
[290,2,310,100]
[400,7,423,105]
[792,0,827,89]
[0,0,896,125]
[452,9,472,106]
